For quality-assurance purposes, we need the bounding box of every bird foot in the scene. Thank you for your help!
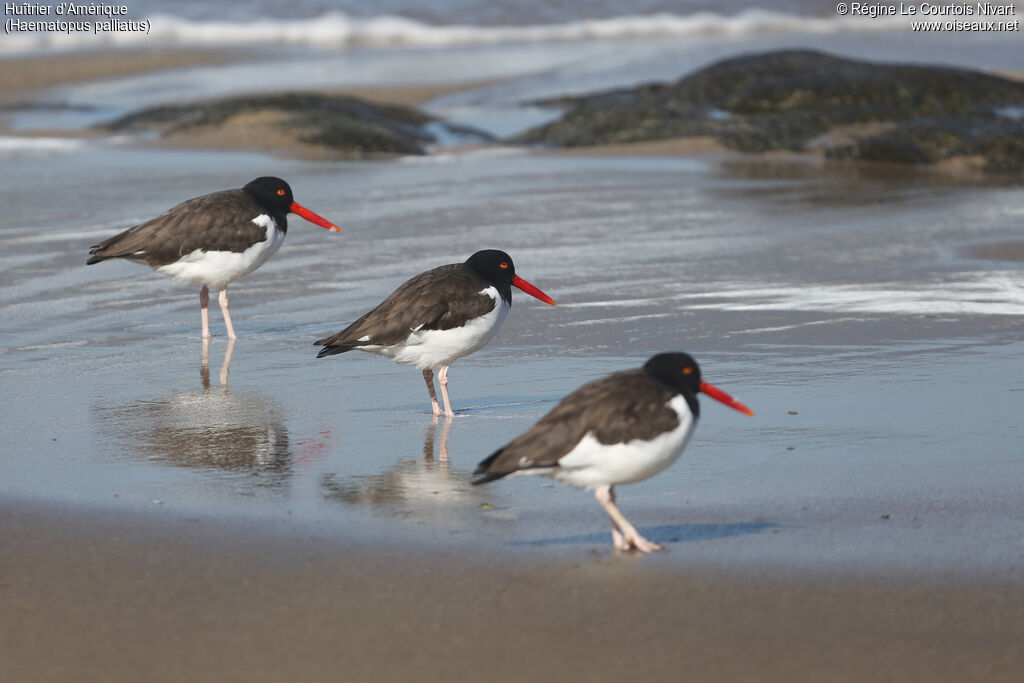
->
[614,531,665,554]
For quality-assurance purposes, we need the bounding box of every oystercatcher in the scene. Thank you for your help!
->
[87,176,340,339]
[472,352,754,553]
[315,250,555,418]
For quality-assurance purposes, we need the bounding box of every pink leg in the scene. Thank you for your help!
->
[594,484,664,553]
[218,288,237,340]
[423,369,442,417]
[199,286,211,339]
[605,486,627,549]
[437,365,454,418]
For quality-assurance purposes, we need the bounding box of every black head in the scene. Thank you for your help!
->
[241,177,341,233]
[643,352,702,396]
[644,352,755,418]
[464,250,517,304]
[242,176,294,217]
[465,249,516,284]
[463,250,557,307]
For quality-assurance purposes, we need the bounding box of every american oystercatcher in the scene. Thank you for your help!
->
[314,249,556,418]
[87,177,340,339]
[472,352,754,553]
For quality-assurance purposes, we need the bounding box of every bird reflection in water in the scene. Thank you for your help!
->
[200,337,234,389]
[95,339,292,481]
[322,418,485,513]
[425,415,451,462]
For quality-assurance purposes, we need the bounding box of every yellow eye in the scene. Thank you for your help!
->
[682,366,694,375]
[276,188,287,196]
[499,262,509,270]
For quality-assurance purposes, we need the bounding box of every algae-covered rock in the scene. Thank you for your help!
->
[513,50,1024,174]
[102,92,492,158]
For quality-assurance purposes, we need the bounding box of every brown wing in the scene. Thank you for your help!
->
[315,264,497,353]
[473,370,682,482]
[86,189,273,267]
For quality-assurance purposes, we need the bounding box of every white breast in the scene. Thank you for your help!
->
[371,286,510,369]
[156,214,285,289]
[536,395,697,489]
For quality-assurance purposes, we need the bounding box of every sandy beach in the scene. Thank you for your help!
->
[0,48,487,106]
[3,19,1024,683]
[3,496,1023,683]
[0,49,245,103]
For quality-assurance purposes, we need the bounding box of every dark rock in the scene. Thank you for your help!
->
[101,92,493,157]
[513,50,1024,174]
[974,131,1024,173]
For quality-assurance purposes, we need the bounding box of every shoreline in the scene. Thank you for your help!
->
[4,46,1020,98]
[0,47,249,102]
[0,46,507,156]
[0,45,500,111]
[2,48,1017,178]
[2,495,1023,682]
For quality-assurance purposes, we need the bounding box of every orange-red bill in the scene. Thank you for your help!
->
[511,274,556,305]
[290,201,341,232]
[699,380,754,417]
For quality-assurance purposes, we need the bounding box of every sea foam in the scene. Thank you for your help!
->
[0,136,86,156]
[679,274,1024,317]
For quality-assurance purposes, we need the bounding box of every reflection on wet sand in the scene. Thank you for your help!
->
[424,416,450,462]
[323,419,484,511]
[509,522,779,548]
[201,337,233,388]
[94,340,292,480]
[961,241,1024,262]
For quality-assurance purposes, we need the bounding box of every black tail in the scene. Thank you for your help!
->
[85,250,106,265]
[471,448,508,485]
[314,343,353,358]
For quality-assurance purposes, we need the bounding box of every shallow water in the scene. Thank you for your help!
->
[1,139,1022,577]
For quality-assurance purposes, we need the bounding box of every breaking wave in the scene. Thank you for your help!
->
[1,9,907,53]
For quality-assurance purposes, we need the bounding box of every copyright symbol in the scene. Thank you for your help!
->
[837,2,849,14]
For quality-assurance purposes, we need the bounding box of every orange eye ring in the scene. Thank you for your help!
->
[682,366,694,375]
[276,188,287,196]
[499,262,509,269]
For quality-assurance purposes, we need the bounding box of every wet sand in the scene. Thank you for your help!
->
[0,46,501,105]
[3,145,1023,682]
[0,48,496,106]
[3,497,1022,683]
[545,136,733,157]
[3,47,1024,683]
[963,241,1024,262]
[0,49,246,102]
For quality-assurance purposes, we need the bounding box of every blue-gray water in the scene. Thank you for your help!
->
[2,141,1022,577]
